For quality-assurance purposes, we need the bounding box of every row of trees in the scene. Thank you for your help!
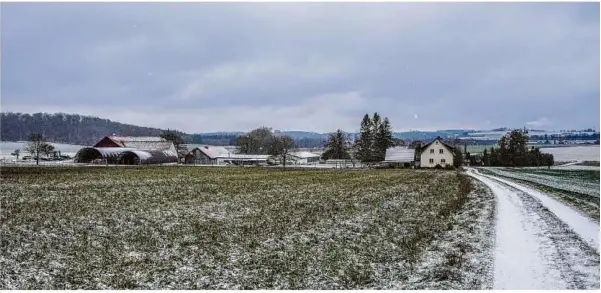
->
[235,127,295,167]
[229,113,396,167]
[320,113,396,164]
[480,130,554,167]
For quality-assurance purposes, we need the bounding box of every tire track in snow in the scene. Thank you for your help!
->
[467,169,600,290]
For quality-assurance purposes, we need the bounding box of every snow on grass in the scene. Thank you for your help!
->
[481,167,599,198]
[479,167,599,222]
[540,146,600,162]
[400,177,495,289]
[0,167,491,289]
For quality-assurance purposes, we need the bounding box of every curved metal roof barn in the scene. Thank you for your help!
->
[74,147,136,163]
[118,150,178,165]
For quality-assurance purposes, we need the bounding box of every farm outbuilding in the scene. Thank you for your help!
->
[94,136,177,153]
[119,150,178,165]
[184,146,220,165]
[288,151,321,164]
[75,147,136,164]
[183,145,270,166]
[74,147,178,165]
[384,147,415,167]
[75,136,179,165]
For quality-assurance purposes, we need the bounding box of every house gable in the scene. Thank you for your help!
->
[93,136,123,148]
[419,137,456,168]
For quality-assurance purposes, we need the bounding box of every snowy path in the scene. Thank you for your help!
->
[467,168,599,290]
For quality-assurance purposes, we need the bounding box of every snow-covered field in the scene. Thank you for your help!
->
[479,167,599,221]
[0,167,493,289]
[0,141,83,161]
[540,145,600,162]
[481,168,599,198]
[468,169,599,289]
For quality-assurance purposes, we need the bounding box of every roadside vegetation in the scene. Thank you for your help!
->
[1,166,493,289]
[479,167,599,222]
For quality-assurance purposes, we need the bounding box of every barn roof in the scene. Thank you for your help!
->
[384,147,415,163]
[218,154,270,160]
[120,150,178,164]
[289,151,321,159]
[97,136,176,152]
[188,145,231,159]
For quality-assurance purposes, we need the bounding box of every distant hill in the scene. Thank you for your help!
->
[0,112,239,146]
[9,112,572,148]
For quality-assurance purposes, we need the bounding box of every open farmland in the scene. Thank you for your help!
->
[1,166,494,289]
[540,145,600,162]
[479,167,600,221]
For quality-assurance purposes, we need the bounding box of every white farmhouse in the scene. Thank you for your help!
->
[418,137,457,168]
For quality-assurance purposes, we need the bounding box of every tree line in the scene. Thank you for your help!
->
[480,130,554,167]
[234,127,296,167]
[320,113,395,164]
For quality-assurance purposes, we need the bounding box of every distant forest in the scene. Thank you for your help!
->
[0,112,327,147]
[0,112,240,146]
[3,112,596,148]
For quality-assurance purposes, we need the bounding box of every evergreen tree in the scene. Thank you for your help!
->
[453,148,463,167]
[322,129,351,160]
[482,148,489,166]
[371,113,381,160]
[356,114,374,163]
[375,117,394,161]
[489,147,497,166]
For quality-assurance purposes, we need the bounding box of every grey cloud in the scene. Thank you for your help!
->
[1,3,599,132]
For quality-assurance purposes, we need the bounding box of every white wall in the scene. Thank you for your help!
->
[420,139,454,168]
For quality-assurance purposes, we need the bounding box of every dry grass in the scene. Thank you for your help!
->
[1,166,485,289]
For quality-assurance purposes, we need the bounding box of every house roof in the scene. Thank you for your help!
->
[419,136,457,155]
[289,151,321,159]
[188,145,232,159]
[219,154,271,160]
[384,147,415,163]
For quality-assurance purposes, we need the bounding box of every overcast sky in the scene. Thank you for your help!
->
[1,3,599,133]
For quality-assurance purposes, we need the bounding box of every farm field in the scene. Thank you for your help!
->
[540,145,600,162]
[1,166,494,289]
[479,167,600,221]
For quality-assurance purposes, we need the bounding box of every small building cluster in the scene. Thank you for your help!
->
[74,136,179,165]
[383,137,460,168]
[75,135,461,168]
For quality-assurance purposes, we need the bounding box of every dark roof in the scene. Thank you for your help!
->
[419,136,458,155]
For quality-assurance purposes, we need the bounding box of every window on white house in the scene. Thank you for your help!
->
[429,158,434,163]
[439,149,444,154]
[441,159,446,163]
[430,149,434,154]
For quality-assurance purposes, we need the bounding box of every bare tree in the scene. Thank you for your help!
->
[268,135,295,167]
[236,127,273,154]
[25,133,53,165]
[11,149,20,161]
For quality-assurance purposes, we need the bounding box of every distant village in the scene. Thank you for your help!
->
[4,112,596,168]
[68,134,461,169]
